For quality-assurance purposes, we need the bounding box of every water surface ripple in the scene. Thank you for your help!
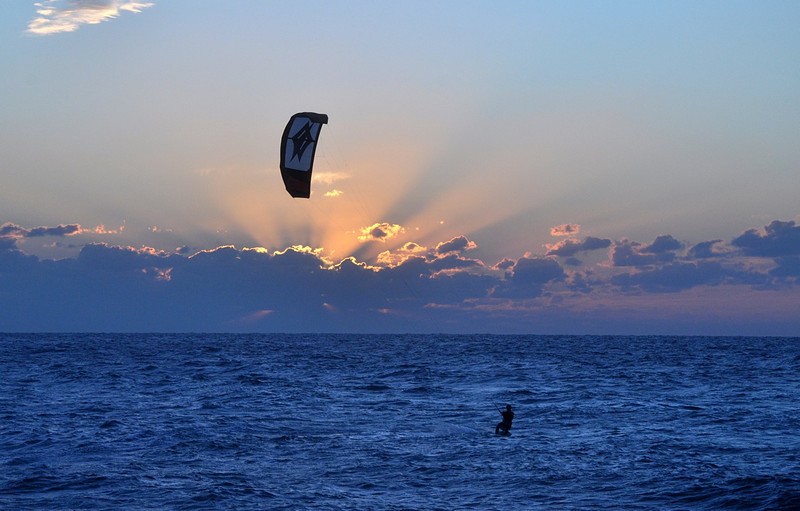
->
[1,334,798,509]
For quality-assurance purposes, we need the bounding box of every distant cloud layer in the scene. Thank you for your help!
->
[0,219,798,334]
[27,0,154,35]
[1,223,81,238]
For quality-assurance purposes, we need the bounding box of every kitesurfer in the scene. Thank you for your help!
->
[495,404,514,434]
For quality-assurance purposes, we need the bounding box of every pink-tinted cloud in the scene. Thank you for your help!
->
[550,224,580,237]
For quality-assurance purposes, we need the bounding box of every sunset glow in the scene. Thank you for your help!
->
[1,1,798,333]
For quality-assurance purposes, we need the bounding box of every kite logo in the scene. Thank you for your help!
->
[279,112,328,198]
[290,121,317,162]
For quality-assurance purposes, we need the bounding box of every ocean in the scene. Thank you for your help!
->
[1,334,798,510]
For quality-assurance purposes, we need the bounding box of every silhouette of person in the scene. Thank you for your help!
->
[496,404,514,434]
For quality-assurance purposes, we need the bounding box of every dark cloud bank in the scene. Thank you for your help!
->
[1,220,798,335]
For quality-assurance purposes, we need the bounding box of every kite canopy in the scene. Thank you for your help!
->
[279,112,328,198]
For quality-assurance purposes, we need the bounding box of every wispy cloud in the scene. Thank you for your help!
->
[27,0,154,36]
[312,172,350,185]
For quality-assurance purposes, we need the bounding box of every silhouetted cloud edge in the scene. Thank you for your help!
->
[0,219,798,333]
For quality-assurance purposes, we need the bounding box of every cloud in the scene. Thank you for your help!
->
[511,257,566,286]
[642,234,683,254]
[374,237,482,274]
[0,218,797,334]
[1,222,82,239]
[28,224,82,237]
[324,190,344,198]
[550,224,580,237]
[0,222,123,254]
[1,223,86,251]
[312,172,350,185]
[83,224,125,235]
[687,239,724,259]
[0,223,27,239]
[400,241,425,253]
[493,257,567,298]
[358,222,405,243]
[77,242,180,272]
[611,261,734,293]
[435,235,477,255]
[27,0,154,35]
[546,236,612,257]
[611,241,662,267]
[611,235,681,267]
[376,242,427,267]
[428,253,484,273]
[0,237,17,251]
[732,220,800,257]
[770,257,800,281]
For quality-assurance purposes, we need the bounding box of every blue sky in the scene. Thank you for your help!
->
[1,1,798,334]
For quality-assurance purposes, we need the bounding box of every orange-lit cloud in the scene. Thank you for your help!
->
[313,172,350,185]
[376,241,427,267]
[358,222,405,243]
[88,224,125,235]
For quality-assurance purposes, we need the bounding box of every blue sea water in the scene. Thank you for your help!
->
[1,334,799,510]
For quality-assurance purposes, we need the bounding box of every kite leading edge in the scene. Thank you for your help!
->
[279,112,328,198]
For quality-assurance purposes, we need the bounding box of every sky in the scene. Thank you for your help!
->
[1,0,799,334]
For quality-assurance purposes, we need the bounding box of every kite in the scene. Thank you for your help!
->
[279,112,328,198]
